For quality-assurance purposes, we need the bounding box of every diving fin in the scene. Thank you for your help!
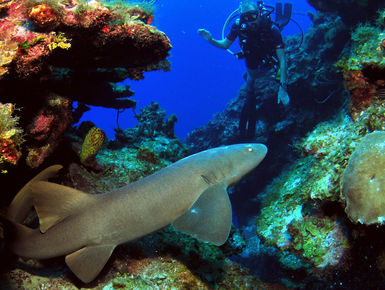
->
[275,2,292,30]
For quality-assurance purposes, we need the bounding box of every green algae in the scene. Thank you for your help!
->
[336,10,385,71]
[290,216,349,267]
[96,136,183,185]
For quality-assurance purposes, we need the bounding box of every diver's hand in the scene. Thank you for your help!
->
[198,29,212,42]
[278,86,290,105]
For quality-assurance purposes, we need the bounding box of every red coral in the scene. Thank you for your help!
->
[343,69,377,116]
[1,139,21,165]
[30,114,55,140]
[7,1,26,20]
[26,95,72,168]
[14,42,50,79]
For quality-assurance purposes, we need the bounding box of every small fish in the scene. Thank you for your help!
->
[147,15,153,25]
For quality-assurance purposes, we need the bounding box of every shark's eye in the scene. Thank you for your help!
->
[247,147,253,152]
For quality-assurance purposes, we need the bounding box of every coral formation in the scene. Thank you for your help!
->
[25,0,65,30]
[336,11,385,116]
[306,0,384,25]
[0,103,23,173]
[0,41,18,77]
[135,101,178,139]
[252,100,385,287]
[26,95,72,168]
[0,0,171,169]
[342,131,385,225]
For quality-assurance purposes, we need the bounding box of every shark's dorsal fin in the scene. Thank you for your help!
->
[65,244,116,283]
[29,181,96,233]
[7,164,63,223]
[172,183,232,246]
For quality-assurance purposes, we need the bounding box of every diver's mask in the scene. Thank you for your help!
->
[240,10,260,24]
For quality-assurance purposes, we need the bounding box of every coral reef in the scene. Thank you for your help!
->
[185,10,385,288]
[336,13,385,116]
[25,94,72,168]
[306,0,384,25]
[134,101,178,139]
[0,103,23,173]
[25,0,65,30]
[66,103,186,192]
[0,41,18,77]
[0,0,171,170]
[0,0,171,106]
[249,100,385,287]
[342,131,385,225]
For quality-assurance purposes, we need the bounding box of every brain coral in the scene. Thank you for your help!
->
[342,131,385,224]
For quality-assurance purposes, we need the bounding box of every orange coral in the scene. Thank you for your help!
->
[27,2,63,29]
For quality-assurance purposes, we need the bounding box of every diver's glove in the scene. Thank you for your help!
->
[277,85,290,105]
[198,29,212,42]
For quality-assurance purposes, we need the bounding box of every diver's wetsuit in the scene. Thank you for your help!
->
[239,90,258,139]
[226,17,284,138]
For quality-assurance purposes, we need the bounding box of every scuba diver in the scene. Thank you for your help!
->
[198,0,290,139]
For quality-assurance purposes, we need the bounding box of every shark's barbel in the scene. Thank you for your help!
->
[4,143,267,283]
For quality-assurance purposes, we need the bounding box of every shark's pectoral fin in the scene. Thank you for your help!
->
[65,244,116,283]
[29,181,96,233]
[172,183,232,246]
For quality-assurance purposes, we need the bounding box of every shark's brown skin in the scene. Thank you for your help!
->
[6,143,267,283]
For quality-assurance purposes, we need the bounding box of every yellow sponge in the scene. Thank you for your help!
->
[80,127,106,166]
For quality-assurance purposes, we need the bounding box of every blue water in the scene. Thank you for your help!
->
[78,0,315,140]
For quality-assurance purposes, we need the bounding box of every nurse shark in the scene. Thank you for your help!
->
[3,143,267,283]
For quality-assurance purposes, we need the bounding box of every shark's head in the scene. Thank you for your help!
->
[224,143,267,186]
[197,143,267,187]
